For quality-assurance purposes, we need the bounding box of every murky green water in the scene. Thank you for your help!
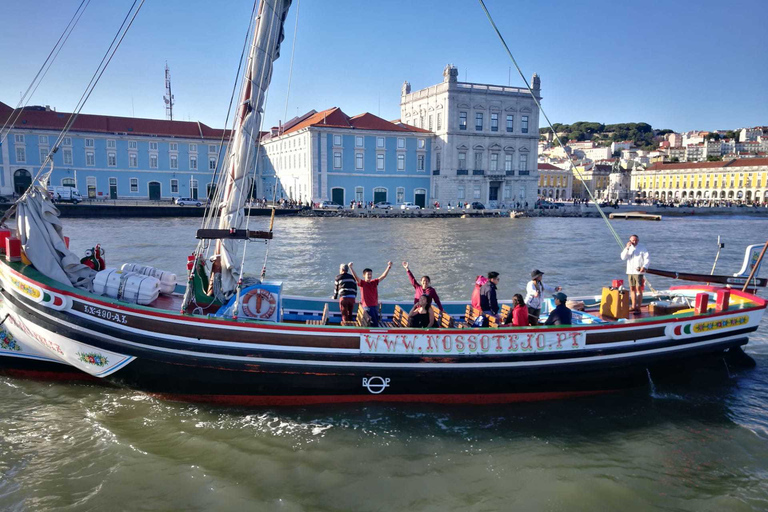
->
[1,216,767,511]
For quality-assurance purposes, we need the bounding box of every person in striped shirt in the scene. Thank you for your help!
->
[332,263,358,322]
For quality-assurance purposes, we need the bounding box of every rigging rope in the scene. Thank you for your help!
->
[477,0,624,251]
[0,0,91,146]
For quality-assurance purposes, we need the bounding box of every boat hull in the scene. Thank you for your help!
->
[0,262,764,405]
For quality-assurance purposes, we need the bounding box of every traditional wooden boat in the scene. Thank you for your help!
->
[609,211,662,221]
[0,0,765,405]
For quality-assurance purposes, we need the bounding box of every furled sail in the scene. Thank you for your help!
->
[216,0,292,295]
[16,184,95,289]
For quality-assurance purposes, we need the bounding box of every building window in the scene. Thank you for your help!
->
[418,139,425,149]
[397,154,405,171]
[128,140,137,150]
[435,152,441,170]
[377,137,385,148]
[355,187,364,202]
[504,184,512,200]
[490,153,499,171]
[86,151,95,166]
[428,115,433,131]
[170,154,178,169]
[397,187,405,204]
[355,152,364,170]
[505,154,513,171]
[458,151,467,170]
[437,113,442,131]
[130,178,138,192]
[61,177,75,187]
[458,185,465,199]
[63,149,73,165]
[397,137,405,149]
[417,154,425,171]
[521,116,529,133]
[63,137,72,146]
[474,184,481,199]
[459,111,467,131]
[129,153,137,168]
[169,142,178,151]
[189,143,197,153]
[475,113,483,131]
[107,139,116,149]
[355,136,363,148]
[107,152,116,167]
[209,157,217,170]
[171,179,179,194]
[39,135,48,144]
[519,154,528,171]
[149,141,158,151]
[15,147,26,163]
[190,156,197,170]
[86,176,97,198]
[333,152,342,169]
[14,134,24,144]
[85,138,94,148]
[150,154,158,169]
[40,148,48,163]
[491,113,499,132]
[377,153,384,171]
[474,151,483,170]
[333,134,342,146]
[208,144,217,154]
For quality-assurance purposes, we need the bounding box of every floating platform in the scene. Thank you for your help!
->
[609,211,662,221]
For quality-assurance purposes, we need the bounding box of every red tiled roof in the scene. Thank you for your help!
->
[645,157,768,171]
[0,100,229,139]
[280,108,431,136]
[537,163,563,170]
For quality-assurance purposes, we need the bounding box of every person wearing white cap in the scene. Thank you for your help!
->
[525,269,561,325]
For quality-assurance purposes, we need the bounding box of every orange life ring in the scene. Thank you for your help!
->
[242,288,277,319]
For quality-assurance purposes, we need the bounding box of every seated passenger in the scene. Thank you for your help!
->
[408,295,436,328]
[510,294,529,326]
[544,292,572,326]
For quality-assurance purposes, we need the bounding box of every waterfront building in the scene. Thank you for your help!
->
[259,107,432,207]
[537,163,572,200]
[632,157,768,203]
[400,65,540,207]
[0,101,225,200]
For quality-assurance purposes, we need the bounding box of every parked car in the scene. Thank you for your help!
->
[317,201,343,210]
[538,200,561,209]
[399,202,420,210]
[374,201,393,209]
[469,202,485,210]
[176,197,203,207]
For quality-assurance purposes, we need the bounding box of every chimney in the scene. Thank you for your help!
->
[271,126,279,137]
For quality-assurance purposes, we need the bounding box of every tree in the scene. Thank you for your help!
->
[706,133,721,141]
[725,130,738,141]
[706,155,722,161]
[669,157,680,163]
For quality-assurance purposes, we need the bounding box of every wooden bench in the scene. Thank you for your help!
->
[390,305,409,327]
[305,303,329,325]
[341,304,371,327]
[499,304,512,324]
[432,306,455,328]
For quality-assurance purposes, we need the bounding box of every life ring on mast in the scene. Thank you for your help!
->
[242,288,277,319]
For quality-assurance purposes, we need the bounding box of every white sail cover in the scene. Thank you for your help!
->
[217,0,292,295]
[16,184,95,289]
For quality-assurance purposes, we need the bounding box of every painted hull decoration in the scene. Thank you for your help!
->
[0,260,764,405]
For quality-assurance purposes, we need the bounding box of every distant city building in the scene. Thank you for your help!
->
[611,141,632,154]
[537,162,572,200]
[632,157,768,203]
[0,100,226,200]
[400,65,540,207]
[258,107,432,206]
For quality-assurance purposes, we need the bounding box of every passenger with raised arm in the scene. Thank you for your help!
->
[407,295,436,328]
[525,269,562,325]
[402,261,443,311]
[348,261,392,327]
[620,234,650,312]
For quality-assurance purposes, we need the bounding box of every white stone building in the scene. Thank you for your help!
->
[400,65,540,207]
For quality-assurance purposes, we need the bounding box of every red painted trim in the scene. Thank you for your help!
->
[152,389,617,406]
[670,284,768,307]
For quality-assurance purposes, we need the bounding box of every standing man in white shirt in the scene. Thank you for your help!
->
[620,234,650,312]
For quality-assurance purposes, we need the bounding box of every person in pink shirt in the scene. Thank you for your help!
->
[349,261,392,327]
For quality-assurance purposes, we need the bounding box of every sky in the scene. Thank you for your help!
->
[1,0,767,134]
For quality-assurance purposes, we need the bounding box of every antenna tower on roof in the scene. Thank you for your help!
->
[163,62,175,121]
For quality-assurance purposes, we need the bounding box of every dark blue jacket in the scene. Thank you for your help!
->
[545,304,572,326]
[479,281,498,315]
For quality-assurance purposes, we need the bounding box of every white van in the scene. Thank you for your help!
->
[49,186,83,204]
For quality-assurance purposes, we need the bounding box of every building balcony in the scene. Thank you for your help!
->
[473,169,485,175]
[505,170,515,176]
[457,169,468,176]
[433,169,440,175]
[518,170,530,176]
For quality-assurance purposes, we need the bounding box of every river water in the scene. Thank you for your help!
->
[1,216,767,511]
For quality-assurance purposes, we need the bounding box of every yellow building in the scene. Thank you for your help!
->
[537,163,573,199]
[570,162,612,199]
[632,158,768,203]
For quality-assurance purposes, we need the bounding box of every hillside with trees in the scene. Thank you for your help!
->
[540,122,671,150]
